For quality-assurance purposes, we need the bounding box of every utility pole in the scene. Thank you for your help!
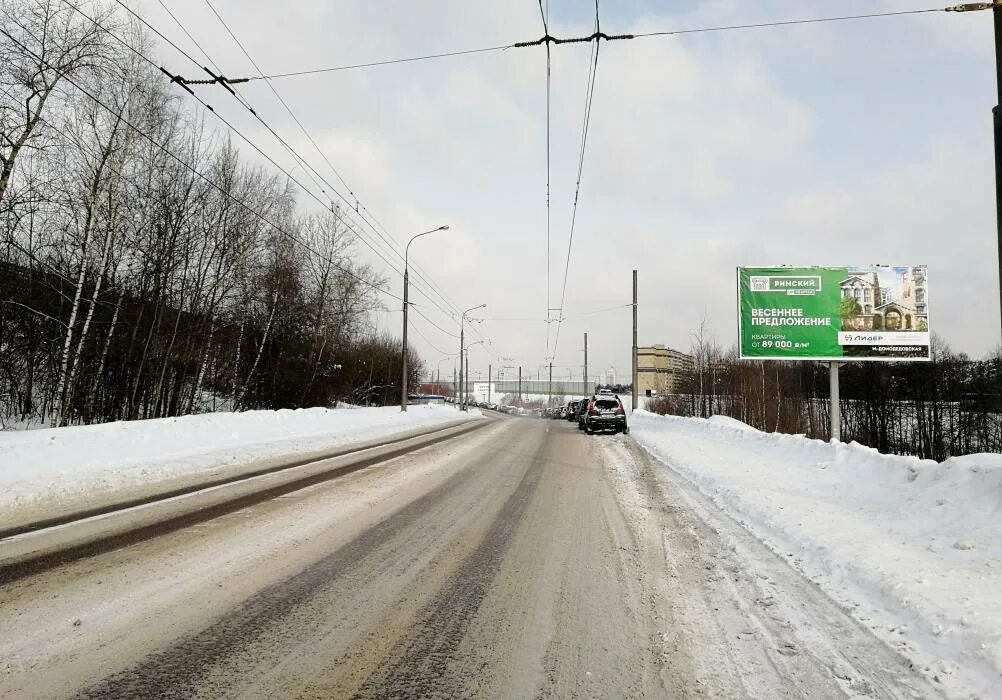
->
[518,365,522,404]
[488,363,492,405]
[995,2,1002,345]
[458,322,464,410]
[402,225,448,412]
[401,266,409,411]
[584,332,589,396]
[632,269,638,410]
[458,303,486,411]
[453,365,457,402]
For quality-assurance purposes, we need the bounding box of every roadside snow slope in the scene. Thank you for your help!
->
[630,410,1002,699]
[0,405,475,523]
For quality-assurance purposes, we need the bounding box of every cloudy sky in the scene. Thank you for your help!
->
[133,0,997,381]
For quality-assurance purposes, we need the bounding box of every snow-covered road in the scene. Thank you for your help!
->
[0,404,476,530]
[630,410,1002,698]
[0,417,940,698]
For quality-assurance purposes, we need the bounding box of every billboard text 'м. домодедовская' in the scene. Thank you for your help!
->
[737,266,930,361]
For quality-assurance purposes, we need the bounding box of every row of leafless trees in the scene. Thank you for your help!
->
[1,1,420,427]
[651,332,1002,460]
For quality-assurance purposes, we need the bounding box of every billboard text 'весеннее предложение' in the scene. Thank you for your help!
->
[737,266,930,361]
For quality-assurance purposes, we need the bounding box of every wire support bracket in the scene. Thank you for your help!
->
[514,31,633,48]
[167,68,250,88]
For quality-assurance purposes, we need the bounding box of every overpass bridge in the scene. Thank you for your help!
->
[487,380,592,397]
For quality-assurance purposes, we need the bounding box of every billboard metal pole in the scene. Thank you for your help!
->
[830,361,842,442]
[488,363,492,405]
[518,365,522,404]
[584,332,588,394]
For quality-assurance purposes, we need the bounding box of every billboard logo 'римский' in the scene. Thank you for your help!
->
[750,275,821,295]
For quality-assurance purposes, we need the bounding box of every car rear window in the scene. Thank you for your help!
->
[595,399,619,410]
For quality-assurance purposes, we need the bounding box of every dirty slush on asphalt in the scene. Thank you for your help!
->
[6,419,941,699]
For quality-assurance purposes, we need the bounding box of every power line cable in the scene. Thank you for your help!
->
[631,7,946,38]
[97,2,406,274]
[411,304,460,340]
[550,0,601,358]
[248,45,514,80]
[65,0,464,326]
[157,0,331,200]
[185,0,472,330]
[564,303,631,319]
[197,0,469,333]
[409,319,451,355]
[136,6,962,85]
[156,1,221,74]
[538,0,553,360]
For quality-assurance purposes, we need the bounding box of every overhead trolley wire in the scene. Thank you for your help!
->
[194,0,480,336]
[198,0,468,326]
[630,7,946,38]
[157,0,331,201]
[72,0,468,327]
[35,1,960,366]
[549,0,601,360]
[538,0,553,359]
[247,45,514,81]
[409,319,451,355]
[411,304,461,340]
[207,5,956,84]
[0,23,405,305]
[203,0,356,194]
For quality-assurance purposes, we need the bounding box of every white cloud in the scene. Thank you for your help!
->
[133,0,999,375]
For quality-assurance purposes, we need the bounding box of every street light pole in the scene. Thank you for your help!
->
[436,354,456,396]
[402,225,449,411]
[465,340,484,406]
[459,304,486,411]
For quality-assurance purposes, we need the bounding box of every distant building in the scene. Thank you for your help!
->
[635,345,694,395]
[603,366,617,386]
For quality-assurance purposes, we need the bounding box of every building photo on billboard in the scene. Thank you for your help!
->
[737,266,930,362]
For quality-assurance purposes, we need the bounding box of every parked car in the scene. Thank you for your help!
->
[583,394,629,434]
[577,396,591,430]
[565,400,580,421]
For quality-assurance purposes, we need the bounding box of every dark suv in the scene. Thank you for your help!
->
[583,395,629,434]
[576,396,591,430]
[565,400,580,421]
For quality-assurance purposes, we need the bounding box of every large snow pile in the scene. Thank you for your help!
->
[0,404,473,525]
[630,410,1002,698]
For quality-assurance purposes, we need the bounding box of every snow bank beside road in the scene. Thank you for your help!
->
[0,405,474,525]
[630,410,1002,698]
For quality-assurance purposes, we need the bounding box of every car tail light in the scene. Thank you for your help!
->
[589,401,598,415]
[616,403,625,415]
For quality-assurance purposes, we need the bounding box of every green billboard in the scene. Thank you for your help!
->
[737,266,930,361]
